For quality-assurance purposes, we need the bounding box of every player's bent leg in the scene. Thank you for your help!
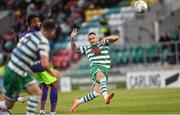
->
[26,82,42,96]
[96,72,108,99]
[17,84,49,104]
[71,92,99,112]
[26,83,42,115]
[0,99,14,110]
[0,98,14,114]
[71,84,100,112]
[96,72,114,104]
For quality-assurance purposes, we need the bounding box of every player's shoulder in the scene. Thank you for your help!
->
[35,32,48,43]
[20,29,36,38]
[18,32,32,42]
[19,31,26,38]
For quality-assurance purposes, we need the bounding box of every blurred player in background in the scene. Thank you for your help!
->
[70,28,119,112]
[19,14,41,38]
[0,19,60,115]
[17,15,61,115]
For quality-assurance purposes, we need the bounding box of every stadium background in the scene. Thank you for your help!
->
[0,0,180,114]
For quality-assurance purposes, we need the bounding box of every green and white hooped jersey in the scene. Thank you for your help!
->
[8,32,50,77]
[80,44,111,69]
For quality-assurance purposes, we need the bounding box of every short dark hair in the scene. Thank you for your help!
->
[42,19,56,31]
[88,32,96,36]
[27,14,39,26]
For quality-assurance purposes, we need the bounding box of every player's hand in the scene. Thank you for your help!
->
[70,28,78,40]
[99,38,108,45]
[51,69,63,78]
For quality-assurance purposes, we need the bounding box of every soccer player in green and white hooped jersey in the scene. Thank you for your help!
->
[0,20,61,115]
[70,28,119,112]
[17,15,62,115]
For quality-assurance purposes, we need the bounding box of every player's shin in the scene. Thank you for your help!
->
[26,96,41,115]
[100,78,108,100]
[78,91,99,104]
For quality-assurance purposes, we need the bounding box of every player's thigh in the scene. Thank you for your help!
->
[26,83,42,96]
[91,65,107,82]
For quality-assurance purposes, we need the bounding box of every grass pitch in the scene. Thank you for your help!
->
[12,88,180,114]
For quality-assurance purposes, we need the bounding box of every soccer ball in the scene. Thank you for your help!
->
[134,0,148,13]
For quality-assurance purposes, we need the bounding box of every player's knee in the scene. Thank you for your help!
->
[34,86,42,96]
[96,72,105,81]
[5,101,14,109]
[6,105,13,109]
[31,88,42,96]
[33,87,42,96]
[99,77,106,83]
[93,91,100,96]
[27,83,42,96]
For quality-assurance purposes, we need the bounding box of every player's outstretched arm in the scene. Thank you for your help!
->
[70,28,81,53]
[100,35,120,45]
[40,55,62,78]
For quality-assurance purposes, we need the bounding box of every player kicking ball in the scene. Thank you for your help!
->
[70,28,119,112]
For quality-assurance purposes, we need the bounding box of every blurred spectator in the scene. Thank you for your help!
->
[0,52,8,66]
[77,0,86,9]
[59,20,71,37]
[70,5,84,28]
[170,30,179,64]
[71,53,81,62]
[3,40,14,52]
[1,28,17,52]
[27,3,38,16]
[159,32,171,64]
[39,4,51,20]
[45,0,58,6]
[54,11,66,23]
[159,32,171,49]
